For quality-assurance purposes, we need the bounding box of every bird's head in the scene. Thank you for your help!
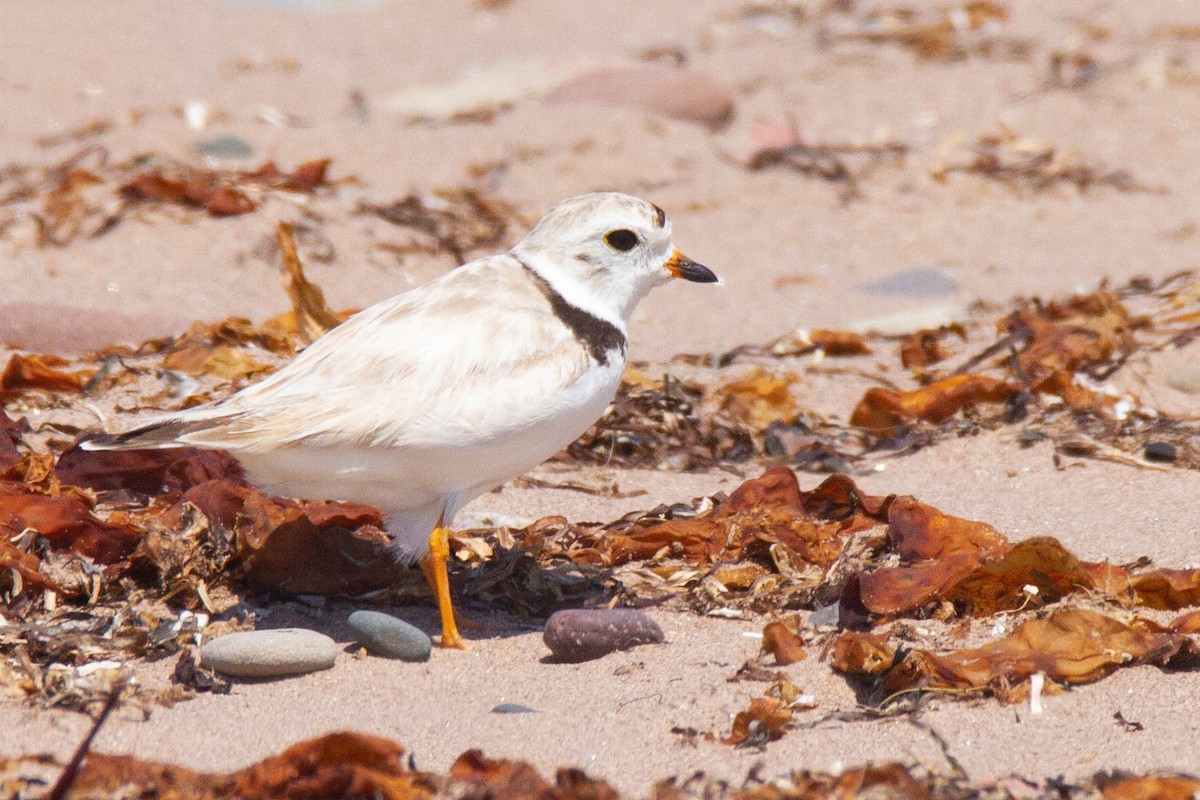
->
[512,192,718,326]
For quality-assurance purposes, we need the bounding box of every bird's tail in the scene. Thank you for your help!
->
[80,417,213,451]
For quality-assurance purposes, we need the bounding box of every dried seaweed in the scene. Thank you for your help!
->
[0,148,334,248]
[721,680,804,747]
[120,158,331,216]
[820,1,1032,62]
[932,126,1156,193]
[274,220,346,343]
[840,275,1200,470]
[833,608,1200,706]
[5,729,1197,798]
[359,189,519,263]
[562,372,755,470]
[743,134,908,202]
[1,354,96,399]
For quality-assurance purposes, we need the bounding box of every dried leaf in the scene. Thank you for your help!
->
[833,1,1027,62]
[600,469,889,569]
[716,368,801,432]
[0,481,140,564]
[744,139,907,202]
[56,442,243,495]
[203,185,256,216]
[1100,776,1200,800]
[932,126,1150,192]
[565,373,756,470]
[1128,569,1200,611]
[360,189,516,263]
[807,329,871,356]
[3,730,1195,800]
[240,158,330,192]
[1003,292,1137,380]
[1,353,96,396]
[0,410,25,471]
[942,536,1095,615]
[161,342,272,380]
[856,497,1008,615]
[0,536,44,595]
[850,374,1014,437]
[1170,609,1200,634]
[120,158,331,217]
[181,480,402,595]
[120,171,255,216]
[68,732,427,800]
[833,608,1200,703]
[898,324,965,369]
[721,696,793,746]
[761,618,807,665]
[275,220,344,343]
[448,749,553,796]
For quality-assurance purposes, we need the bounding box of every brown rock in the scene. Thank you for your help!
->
[543,608,664,663]
[547,65,735,130]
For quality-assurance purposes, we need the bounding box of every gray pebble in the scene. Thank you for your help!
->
[492,703,538,714]
[199,628,337,679]
[858,267,960,297]
[1145,441,1177,463]
[193,135,254,159]
[543,609,664,663]
[1166,364,1200,395]
[347,610,431,662]
[809,602,840,628]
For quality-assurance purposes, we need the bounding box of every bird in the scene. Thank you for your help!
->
[83,192,719,648]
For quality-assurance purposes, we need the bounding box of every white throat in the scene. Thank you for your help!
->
[512,248,631,331]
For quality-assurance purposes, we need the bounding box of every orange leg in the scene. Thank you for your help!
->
[419,518,467,649]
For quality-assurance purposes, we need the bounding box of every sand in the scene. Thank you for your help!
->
[2,0,1200,794]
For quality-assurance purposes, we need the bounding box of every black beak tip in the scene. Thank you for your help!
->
[680,261,720,284]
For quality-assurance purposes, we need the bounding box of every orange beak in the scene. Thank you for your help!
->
[664,250,719,283]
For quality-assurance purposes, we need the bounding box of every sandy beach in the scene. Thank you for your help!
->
[2,1,1200,797]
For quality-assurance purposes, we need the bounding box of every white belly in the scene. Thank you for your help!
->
[233,357,622,559]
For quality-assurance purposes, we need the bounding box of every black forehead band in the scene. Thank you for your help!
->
[652,204,666,228]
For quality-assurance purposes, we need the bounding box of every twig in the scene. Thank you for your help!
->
[47,683,123,800]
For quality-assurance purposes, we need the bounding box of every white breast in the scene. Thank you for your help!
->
[234,349,624,559]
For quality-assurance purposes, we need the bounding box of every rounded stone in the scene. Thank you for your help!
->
[858,267,960,298]
[347,610,432,662]
[199,628,337,679]
[546,65,735,130]
[194,135,254,159]
[1145,441,1177,463]
[543,609,664,663]
[809,601,840,628]
[1166,364,1200,395]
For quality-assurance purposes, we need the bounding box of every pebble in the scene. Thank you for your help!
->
[809,602,840,628]
[199,628,337,679]
[347,610,432,662]
[194,135,254,159]
[1166,364,1200,395]
[543,609,664,663]
[858,267,960,297]
[492,703,538,714]
[1144,441,1177,463]
[547,65,735,130]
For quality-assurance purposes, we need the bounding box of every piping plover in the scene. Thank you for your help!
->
[84,192,718,648]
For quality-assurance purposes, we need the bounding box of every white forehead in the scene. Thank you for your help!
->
[534,192,668,238]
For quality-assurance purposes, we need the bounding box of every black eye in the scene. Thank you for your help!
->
[604,229,638,251]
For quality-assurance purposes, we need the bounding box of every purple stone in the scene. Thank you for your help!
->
[543,609,664,663]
